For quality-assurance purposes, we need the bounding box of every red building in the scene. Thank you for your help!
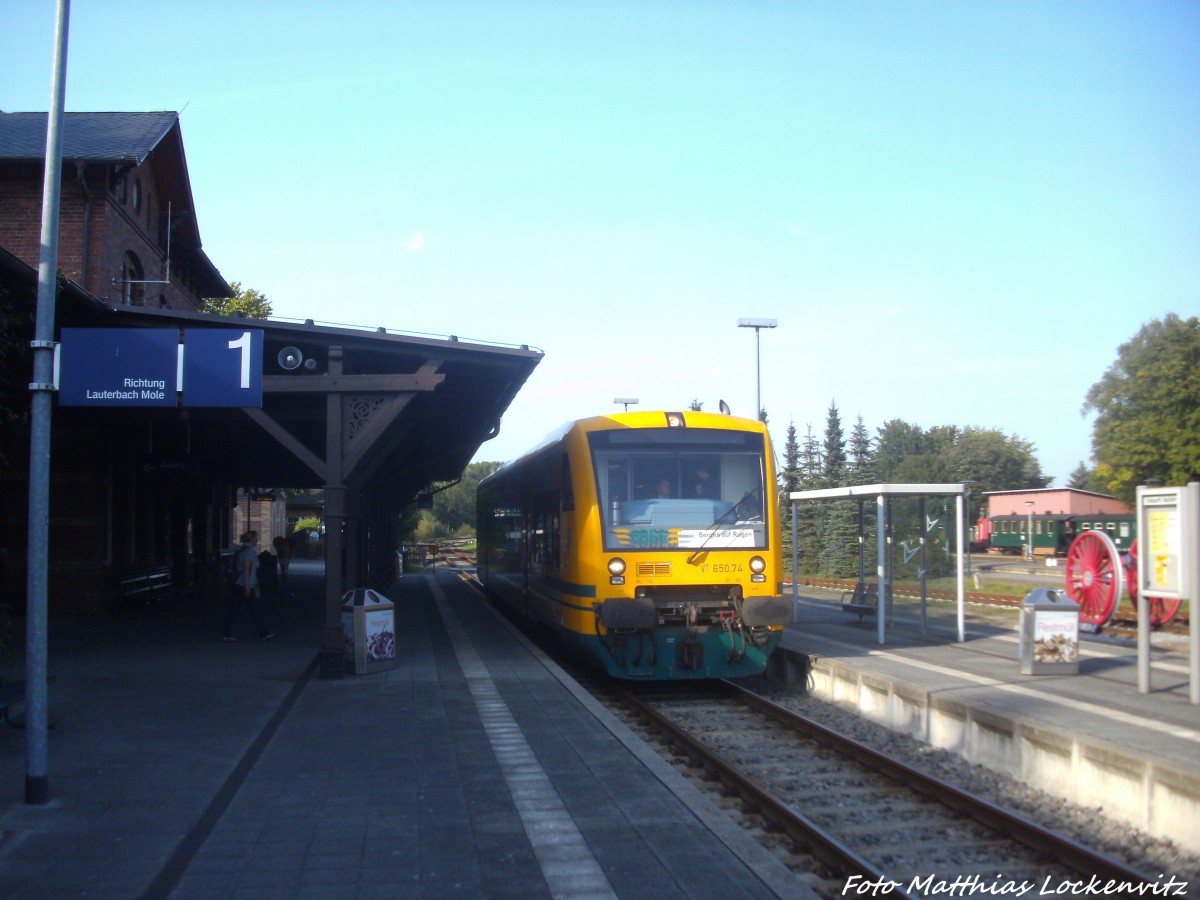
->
[984,488,1132,518]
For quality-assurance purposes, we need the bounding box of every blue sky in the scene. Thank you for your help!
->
[5,1,1198,484]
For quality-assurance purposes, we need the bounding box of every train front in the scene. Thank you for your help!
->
[573,413,792,679]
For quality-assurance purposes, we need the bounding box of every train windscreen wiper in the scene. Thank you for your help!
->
[687,489,757,565]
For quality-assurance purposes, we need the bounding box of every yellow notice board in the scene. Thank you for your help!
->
[1136,485,1197,600]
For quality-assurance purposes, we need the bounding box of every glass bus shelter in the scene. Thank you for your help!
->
[788,483,969,644]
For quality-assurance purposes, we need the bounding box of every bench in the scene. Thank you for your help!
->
[117,564,174,606]
[841,582,882,622]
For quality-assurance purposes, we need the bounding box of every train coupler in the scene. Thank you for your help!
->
[676,635,704,670]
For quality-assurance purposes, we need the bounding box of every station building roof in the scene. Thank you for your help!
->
[3,246,543,507]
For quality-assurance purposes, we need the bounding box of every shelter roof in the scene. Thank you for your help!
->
[789,483,966,502]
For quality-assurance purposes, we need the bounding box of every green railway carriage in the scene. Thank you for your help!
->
[988,513,1136,556]
[476,410,791,680]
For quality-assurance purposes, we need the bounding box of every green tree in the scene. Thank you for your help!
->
[874,419,1047,494]
[689,398,703,411]
[779,421,800,556]
[1083,314,1200,504]
[819,401,857,577]
[790,424,823,575]
[873,419,927,481]
[942,427,1049,494]
[847,416,877,574]
[848,416,875,485]
[820,401,846,489]
[200,281,273,319]
[432,460,503,534]
[1067,461,1095,491]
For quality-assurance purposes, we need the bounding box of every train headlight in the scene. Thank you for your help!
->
[608,557,626,585]
[749,555,767,583]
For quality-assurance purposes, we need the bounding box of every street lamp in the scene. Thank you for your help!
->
[737,318,777,421]
[613,397,638,412]
[1025,500,1035,561]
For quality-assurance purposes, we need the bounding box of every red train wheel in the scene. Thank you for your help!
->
[1064,531,1123,629]
[1127,540,1183,626]
[1125,539,1139,605]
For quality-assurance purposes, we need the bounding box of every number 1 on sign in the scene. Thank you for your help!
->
[228,331,252,389]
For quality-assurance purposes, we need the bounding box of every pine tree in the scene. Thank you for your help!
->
[847,415,877,577]
[780,422,800,532]
[848,415,875,485]
[819,401,858,577]
[820,401,846,489]
[792,425,823,575]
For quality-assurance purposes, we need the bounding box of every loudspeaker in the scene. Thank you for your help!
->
[278,347,303,370]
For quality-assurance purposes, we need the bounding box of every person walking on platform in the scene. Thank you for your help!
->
[222,530,275,643]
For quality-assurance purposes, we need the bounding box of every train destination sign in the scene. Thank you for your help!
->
[57,327,264,408]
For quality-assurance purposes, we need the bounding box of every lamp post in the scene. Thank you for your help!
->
[737,318,777,421]
[1025,500,1035,561]
[613,397,638,412]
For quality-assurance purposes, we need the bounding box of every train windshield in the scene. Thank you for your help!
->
[589,427,768,551]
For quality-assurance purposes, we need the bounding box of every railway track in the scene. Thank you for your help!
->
[576,674,1162,899]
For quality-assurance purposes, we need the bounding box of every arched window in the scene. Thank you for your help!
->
[122,252,145,306]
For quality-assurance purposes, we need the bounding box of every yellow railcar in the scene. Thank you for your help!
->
[477,411,791,679]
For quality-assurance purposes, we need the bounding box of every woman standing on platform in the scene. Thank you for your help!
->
[222,530,275,643]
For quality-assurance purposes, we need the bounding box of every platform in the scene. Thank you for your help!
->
[0,563,809,899]
[777,585,1200,855]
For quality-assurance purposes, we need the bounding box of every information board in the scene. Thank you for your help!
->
[1136,484,1197,601]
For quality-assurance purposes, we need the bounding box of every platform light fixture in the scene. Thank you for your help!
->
[737,318,777,422]
[614,397,638,412]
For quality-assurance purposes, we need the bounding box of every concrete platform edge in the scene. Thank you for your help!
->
[791,648,1200,853]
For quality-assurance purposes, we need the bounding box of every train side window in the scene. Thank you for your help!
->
[561,454,574,512]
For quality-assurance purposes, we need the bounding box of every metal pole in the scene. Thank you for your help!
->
[919,498,927,633]
[1138,589,1151,694]
[956,493,966,642]
[876,493,886,645]
[1188,483,1199,705]
[790,499,798,622]
[25,0,72,806]
[754,326,762,421]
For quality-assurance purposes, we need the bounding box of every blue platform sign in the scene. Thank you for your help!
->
[182,329,263,407]
[58,328,177,407]
[58,326,264,408]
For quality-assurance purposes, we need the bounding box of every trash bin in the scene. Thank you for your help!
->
[341,588,397,675]
[1018,588,1079,675]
